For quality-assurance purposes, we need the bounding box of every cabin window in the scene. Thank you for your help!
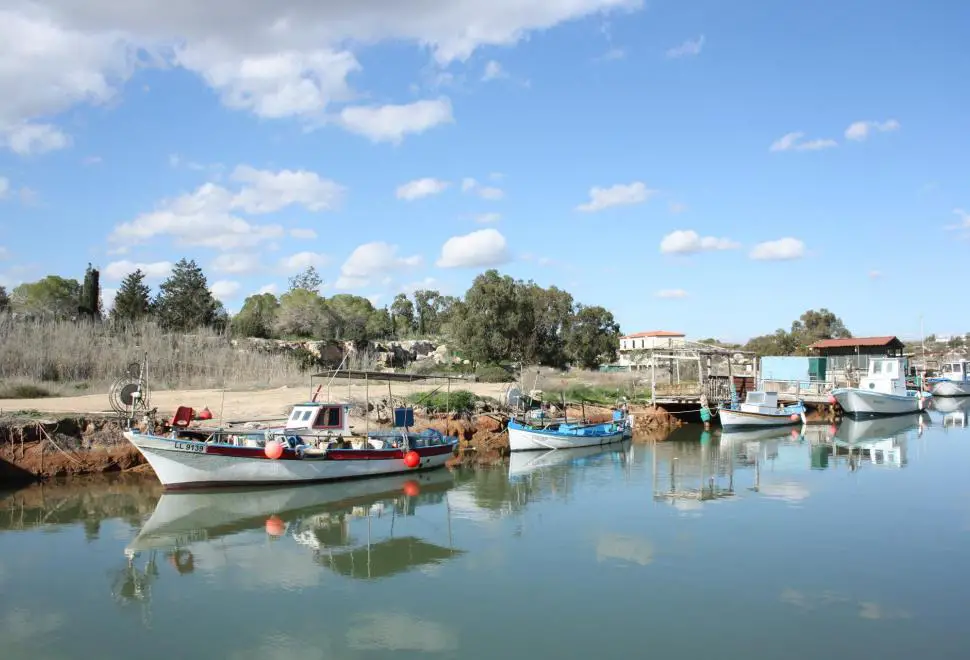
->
[289,410,301,420]
[315,407,341,428]
[301,410,313,421]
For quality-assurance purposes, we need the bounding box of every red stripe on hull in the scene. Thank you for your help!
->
[202,443,456,461]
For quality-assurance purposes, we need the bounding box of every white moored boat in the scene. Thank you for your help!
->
[831,357,929,417]
[718,391,806,429]
[927,359,970,397]
[117,368,459,490]
[507,418,625,452]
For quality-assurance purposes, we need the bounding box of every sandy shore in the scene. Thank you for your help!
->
[0,380,513,423]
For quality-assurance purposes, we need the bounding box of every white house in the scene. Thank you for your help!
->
[617,331,686,369]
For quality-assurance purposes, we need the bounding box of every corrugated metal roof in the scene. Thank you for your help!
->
[621,330,685,339]
[809,336,901,349]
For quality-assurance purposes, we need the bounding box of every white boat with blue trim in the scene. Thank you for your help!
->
[926,359,970,397]
[831,357,929,417]
[719,391,806,430]
[508,418,626,452]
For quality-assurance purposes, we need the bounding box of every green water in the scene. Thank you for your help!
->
[2,402,969,659]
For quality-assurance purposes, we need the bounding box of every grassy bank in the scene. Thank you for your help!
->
[0,316,306,396]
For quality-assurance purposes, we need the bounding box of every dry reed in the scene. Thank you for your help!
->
[0,316,307,394]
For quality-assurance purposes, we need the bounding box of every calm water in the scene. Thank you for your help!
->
[3,400,970,659]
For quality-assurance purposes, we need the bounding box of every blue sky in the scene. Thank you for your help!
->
[0,0,967,343]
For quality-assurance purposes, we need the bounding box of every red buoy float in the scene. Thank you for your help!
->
[403,450,420,468]
[790,413,801,421]
[198,406,213,420]
[402,480,421,497]
[265,515,285,537]
[264,440,283,460]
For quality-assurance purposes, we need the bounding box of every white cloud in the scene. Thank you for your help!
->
[482,60,507,81]
[211,253,261,275]
[844,119,900,141]
[668,201,688,214]
[396,178,450,201]
[109,165,343,251]
[2,123,71,155]
[460,177,504,200]
[576,181,656,212]
[103,259,173,280]
[211,279,241,299]
[656,289,688,299]
[750,237,806,261]
[257,283,278,295]
[401,277,438,295]
[660,229,740,254]
[0,2,642,150]
[338,98,454,144]
[436,228,510,268]
[953,208,970,228]
[101,287,118,311]
[280,251,330,273]
[336,242,422,289]
[666,35,705,59]
[230,165,344,213]
[769,131,838,152]
[290,228,317,239]
[0,177,8,198]
[475,212,501,223]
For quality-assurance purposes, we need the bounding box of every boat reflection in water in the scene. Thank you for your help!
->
[507,440,632,480]
[652,430,739,509]
[806,413,928,470]
[931,395,970,429]
[122,469,463,590]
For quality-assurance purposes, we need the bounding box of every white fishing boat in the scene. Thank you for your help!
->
[927,359,970,397]
[507,418,626,452]
[719,391,806,429]
[830,357,929,417]
[113,367,459,490]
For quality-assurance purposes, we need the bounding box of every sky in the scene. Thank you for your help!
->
[0,0,967,343]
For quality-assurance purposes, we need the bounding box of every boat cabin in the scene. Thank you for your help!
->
[285,403,352,436]
[740,391,780,413]
[860,358,908,395]
[940,360,969,382]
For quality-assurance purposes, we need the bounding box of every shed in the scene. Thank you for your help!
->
[808,336,905,372]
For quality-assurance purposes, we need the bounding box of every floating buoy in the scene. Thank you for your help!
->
[790,413,801,421]
[699,406,711,423]
[402,480,421,497]
[264,440,283,460]
[403,450,420,468]
[829,425,837,435]
[265,515,285,537]
[828,394,837,404]
[198,407,213,420]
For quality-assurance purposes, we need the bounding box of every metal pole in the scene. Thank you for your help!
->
[365,371,369,437]
[650,348,656,406]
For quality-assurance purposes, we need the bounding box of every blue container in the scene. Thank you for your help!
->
[393,407,415,428]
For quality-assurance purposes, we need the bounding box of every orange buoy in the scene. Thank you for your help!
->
[403,450,420,468]
[790,413,801,421]
[265,515,285,537]
[402,480,421,497]
[198,407,213,420]
[264,440,283,460]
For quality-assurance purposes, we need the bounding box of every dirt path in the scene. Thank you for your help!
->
[0,381,513,423]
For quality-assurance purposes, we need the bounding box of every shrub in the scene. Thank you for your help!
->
[407,389,478,413]
[474,363,514,383]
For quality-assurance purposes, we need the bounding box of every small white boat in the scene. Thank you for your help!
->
[719,391,806,429]
[507,418,625,452]
[927,359,970,397]
[831,357,929,417]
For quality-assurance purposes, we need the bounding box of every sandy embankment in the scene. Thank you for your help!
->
[0,381,513,423]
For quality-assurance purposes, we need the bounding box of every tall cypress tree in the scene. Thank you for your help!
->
[79,263,101,320]
[111,269,152,323]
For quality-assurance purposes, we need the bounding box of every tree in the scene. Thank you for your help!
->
[152,259,220,331]
[11,275,82,318]
[524,284,574,368]
[744,308,851,356]
[366,306,394,339]
[78,263,101,320]
[275,288,332,338]
[452,270,526,364]
[111,269,152,323]
[0,285,9,313]
[413,289,442,336]
[566,304,620,369]
[231,293,279,338]
[390,293,415,336]
[288,266,323,293]
[328,294,377,343]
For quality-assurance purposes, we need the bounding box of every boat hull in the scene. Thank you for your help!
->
[929,380,970,397]
[719,408,805,429]
[831,388,922,417]
[125,431,456,490]
[507,424,625,452]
